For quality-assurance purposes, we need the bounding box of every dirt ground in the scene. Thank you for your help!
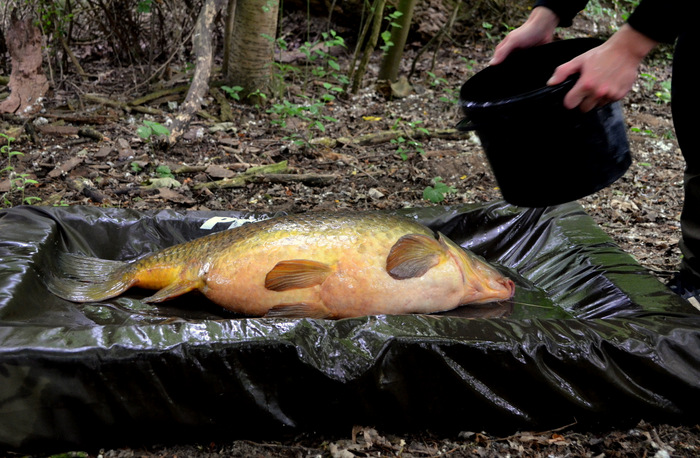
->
[1,4,698,458]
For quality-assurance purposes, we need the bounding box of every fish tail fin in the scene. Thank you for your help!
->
[46,252,136,302]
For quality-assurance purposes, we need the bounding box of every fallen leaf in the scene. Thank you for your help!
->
[144,177,181,189]
[154,187,195,204]
[205,165,235,178]
[390,76,413,98]
[48,156,84,178]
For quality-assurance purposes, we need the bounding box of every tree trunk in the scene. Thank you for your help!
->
[0,11,49,116]
[224,0,280,104]
[222,0,237,80]
[377,0,417,82]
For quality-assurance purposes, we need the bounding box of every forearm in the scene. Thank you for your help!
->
[605,23,658,63]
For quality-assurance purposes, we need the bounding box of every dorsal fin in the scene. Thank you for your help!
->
[386,233,445,280]
[265,260,333,291]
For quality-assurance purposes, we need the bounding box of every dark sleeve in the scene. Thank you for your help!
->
[626,0,682,43]
[535,0,683,44]
[534,0,589,27]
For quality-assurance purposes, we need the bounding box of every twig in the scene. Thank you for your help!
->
[258,173,337,187]
[84,93,163,115]
[209,87,234,122]
[128,85,189,106]
[310,128,470,148]
[193,161,288,190]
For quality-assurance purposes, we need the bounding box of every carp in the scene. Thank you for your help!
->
[46,211,515,319]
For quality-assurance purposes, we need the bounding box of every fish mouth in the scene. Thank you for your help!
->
[496,277,516,300]
[439,233,515,304]
[468,276,515,304]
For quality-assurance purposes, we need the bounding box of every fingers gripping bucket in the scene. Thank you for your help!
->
[457,38,631,207]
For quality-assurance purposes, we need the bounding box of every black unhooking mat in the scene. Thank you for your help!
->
[1,202,699,451]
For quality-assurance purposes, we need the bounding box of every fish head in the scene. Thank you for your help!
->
[439,233,515,304]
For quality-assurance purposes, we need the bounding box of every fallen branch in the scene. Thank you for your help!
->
[258,173,338,187]
[43,113,113,124]
[173,163,251,174]
[58,33,88,81]
[193,161,288,190]
[84,93,163,115]
[128,85,189,107]
[78,127,104,141]
[165,0,224,147]
[310,127,471,148]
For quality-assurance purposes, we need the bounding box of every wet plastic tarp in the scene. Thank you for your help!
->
[1,202,699,451]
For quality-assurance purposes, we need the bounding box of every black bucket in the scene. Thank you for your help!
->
[457,38,631,207]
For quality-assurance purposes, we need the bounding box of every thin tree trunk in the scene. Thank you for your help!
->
[165,0,224,146]
[350,0,385,94]
[222,0,237,80]
[377,0,417,82]
[225,0,280,104]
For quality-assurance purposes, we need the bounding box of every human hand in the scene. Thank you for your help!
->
[489,7,559,66]
[547,24,658,112]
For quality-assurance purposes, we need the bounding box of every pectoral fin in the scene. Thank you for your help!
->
[386,233,444,279]
[265,260,333,291]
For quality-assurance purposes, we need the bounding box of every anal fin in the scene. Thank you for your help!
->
[142,280,202,303]
[264,303,331,319]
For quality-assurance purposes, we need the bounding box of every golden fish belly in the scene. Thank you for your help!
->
[199,233,466,318]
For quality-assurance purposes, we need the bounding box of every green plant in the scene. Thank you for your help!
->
[137,0,153,13]
[13,174,41,205]
[390,136,409,161]
[137,120,170,141]
[298,29,349,92]
[380,10,403,54]
[261,30,348,141]
[423,177,456,203]
[35,0,75,42]
[655,80,671,104]
[267,99,337,133]
[390,119,428,160]
[426,71,459,104]
[247,88,268,107]
[639,72,671,104]
[481,22,495,41]
[630,127,656,137]
[155,165,174,178]
[1,134,41,206]
[221,85,244,101]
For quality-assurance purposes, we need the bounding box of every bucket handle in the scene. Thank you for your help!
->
[456,117,479,132]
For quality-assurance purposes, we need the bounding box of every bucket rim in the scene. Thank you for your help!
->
[459,75,577,111]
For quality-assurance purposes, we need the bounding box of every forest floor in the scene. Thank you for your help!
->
[1,5,699,458]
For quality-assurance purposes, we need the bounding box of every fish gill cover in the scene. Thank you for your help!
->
[0,202,698,452]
